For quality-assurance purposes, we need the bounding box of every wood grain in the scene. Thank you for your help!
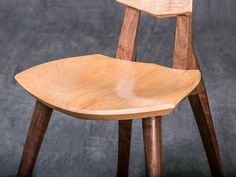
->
[117,120,133,177]
[173,15,194,69]
[173,15,224,177]
[116,6,140,177]
[17,100,53,177]
[189,93,224,177]
[143,117,162,177]
[116,7,140,61]
[15,54,200,120]
[117,0,192,18]
[189,47,225,177]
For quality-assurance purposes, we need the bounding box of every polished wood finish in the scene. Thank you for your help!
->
[117,0,192,18]
[15,0,224,176]
[17,100,53,177]
[173,15,194,70]
[117,120,133,177]
[173,15,224,177]
[15,54,200,121]
[189,92,224,177]
[143,117,162,177]
[116,6,140,177]
[116,7,140,61]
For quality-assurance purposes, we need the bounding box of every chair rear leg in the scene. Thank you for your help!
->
[189,80,224,177]
[117,120,133,177]
[17,100,53,177]
[142,117,162,177]
[173,15,224,177]
[189,43,224,177]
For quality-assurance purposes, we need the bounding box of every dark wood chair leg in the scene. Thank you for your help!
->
[142,117,162,177]
[116,120,133,177]
[173,15,224,177]
[189,80,224,177]
[189,31,224,177]
[116,6,140,177]
[17,100,53,177]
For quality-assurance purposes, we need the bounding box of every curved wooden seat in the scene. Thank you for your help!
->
[15,54,200,120]
[117,0,193,18]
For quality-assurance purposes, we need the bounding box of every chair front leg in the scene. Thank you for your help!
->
[142,117,162,177]
[17,100,53,177]
[117,120,133,177]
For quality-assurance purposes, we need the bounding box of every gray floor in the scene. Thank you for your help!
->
[0,0,236,176]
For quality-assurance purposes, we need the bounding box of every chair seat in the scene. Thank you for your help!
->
[15,54,200,120]
[117,0,192,18]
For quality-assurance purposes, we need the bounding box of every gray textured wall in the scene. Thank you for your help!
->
[0,0,235,176]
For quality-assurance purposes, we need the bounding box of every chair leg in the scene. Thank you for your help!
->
[173,15,224,177]
[117,120,133,177]
[142,117,162,177]
[17,100,53,177]
[116,7,139,176]
[189,80,224,177]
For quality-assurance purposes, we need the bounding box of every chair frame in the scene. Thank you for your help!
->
[17,4,224,177]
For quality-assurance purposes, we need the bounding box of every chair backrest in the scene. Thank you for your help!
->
[117,0,193,18]
[116,0,196,70]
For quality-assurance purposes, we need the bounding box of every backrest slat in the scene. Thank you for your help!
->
[116,7,140,61]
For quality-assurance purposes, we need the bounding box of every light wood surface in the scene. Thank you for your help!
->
[117,0,192,18]
[15,54,200,120]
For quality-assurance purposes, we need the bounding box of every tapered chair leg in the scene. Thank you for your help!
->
[17,100,53,177]
[189,80,224,177]
[116,7,139,177]
[143,117,162,177]
[173,14,224,177]
[117,120,133,177]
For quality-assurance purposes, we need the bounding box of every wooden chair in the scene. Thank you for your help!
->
[15,0,224,177]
